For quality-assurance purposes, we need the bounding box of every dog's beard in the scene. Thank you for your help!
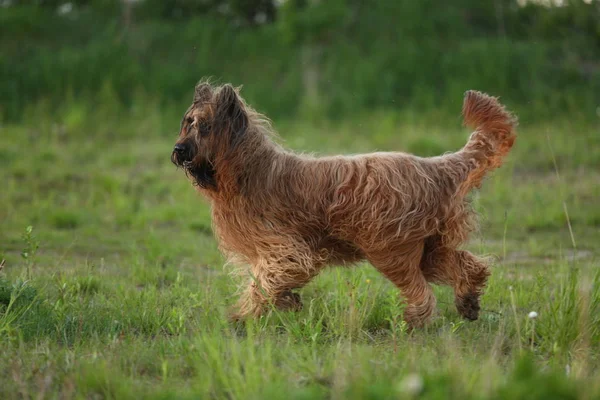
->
[183,159,217,190]
[171,146,217,190]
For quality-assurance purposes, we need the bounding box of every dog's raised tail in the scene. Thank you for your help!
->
[458,90,517,194]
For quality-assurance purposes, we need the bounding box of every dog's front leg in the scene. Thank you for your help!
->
[230,255,319,320]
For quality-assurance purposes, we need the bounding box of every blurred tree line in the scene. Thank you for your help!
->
[1,0,599,122]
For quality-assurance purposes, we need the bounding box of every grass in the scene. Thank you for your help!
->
[0,100,599,399]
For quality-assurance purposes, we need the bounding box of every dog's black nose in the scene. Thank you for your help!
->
[174,143,186,154]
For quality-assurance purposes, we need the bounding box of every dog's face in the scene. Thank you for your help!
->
[171,83,248,190]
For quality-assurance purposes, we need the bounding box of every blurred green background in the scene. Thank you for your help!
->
[2,0,599,124]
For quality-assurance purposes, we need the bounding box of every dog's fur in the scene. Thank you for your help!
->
[172,81,517,327]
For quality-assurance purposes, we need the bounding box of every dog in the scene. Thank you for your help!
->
[171,81,517,328]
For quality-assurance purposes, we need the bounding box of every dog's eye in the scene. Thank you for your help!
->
[186,117,195,125]
[198,121,211,136]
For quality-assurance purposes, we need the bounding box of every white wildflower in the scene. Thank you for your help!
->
[528,311,538,319]
[57,2,73,15]
[397,373,424,396]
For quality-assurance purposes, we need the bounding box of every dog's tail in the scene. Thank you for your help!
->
[457,90,517,195]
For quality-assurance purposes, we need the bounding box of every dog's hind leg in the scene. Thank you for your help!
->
[421,236,490,321]
[367,241,436,328]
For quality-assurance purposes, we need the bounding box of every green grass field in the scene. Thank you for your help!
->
[1,104,599,399]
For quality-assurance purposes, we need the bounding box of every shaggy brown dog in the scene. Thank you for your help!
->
[171,81,517,328]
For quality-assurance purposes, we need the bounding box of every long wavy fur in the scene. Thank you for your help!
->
[173,84,518,328]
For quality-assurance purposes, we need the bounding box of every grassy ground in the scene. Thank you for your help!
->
[0,103,599,399]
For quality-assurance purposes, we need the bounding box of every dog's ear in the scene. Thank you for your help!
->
[215,84,248,144]
[193,82,212,104]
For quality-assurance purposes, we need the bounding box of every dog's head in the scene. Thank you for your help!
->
[171,82,249,190]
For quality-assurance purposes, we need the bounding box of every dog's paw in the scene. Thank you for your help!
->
[455,292,481,321]
[275,290,303,312]
[402,296,437,329]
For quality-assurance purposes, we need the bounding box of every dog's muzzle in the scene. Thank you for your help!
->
[171,142,193,166]
[174,143,186,155]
